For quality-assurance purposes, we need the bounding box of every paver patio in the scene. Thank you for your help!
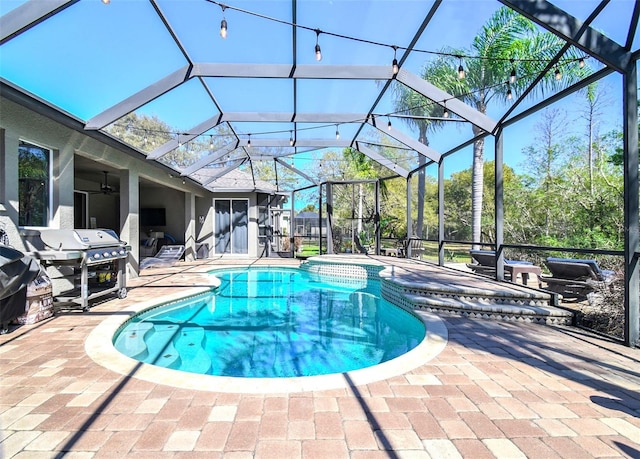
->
[1,257,639,458]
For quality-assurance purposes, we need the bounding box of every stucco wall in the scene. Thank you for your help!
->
[1,95,277,268]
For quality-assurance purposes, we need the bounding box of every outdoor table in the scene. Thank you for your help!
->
[505,264,542,287]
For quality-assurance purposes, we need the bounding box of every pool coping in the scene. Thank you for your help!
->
[85,269,449,394]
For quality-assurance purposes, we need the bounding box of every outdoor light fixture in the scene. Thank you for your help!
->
[335,125,340,140]
[457,57,465,79]
[220,19,228,39]
[579,57,585,68]
[102,0,110,4]
[555,68,562,80]
[392,46,399,75]
[209,135,214,148]
[387,117,392,131]
[220,5,228,39]
[289,131,294,146]
[507,85,513,100]
[509,61,517,84]
[314,30,322,61]
[247,133,251,147]
[443,101,449,118]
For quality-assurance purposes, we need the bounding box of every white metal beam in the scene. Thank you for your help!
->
[240,139,353,148]
[191,63,393,80]
[368,116,442,163]
[356,142,409,178]
[199,158,247,186]
[396,70,497,134]
[275,158,318,185]
[85,65,191,130]
[179,141,239,176]
[221,112,369,124]
[146,114,222,160]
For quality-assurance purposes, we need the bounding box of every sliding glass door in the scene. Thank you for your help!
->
[214,199,248,254]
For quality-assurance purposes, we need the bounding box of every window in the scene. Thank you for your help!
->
[19,141,51,227]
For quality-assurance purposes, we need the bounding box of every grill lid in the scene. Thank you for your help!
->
[40,229,123,250]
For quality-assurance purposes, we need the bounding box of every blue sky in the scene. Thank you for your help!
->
[0,0,634,180]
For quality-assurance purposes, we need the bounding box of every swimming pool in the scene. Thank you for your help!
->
[114,267,425,378]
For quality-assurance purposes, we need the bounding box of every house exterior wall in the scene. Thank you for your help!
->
[0,94,277,276]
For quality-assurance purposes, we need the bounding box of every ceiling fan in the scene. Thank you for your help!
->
[90,171,118,195]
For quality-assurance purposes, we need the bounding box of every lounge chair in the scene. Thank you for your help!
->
[542,257,616,299]
[399,238,425,259]
[140,245,185,269]
[467,249,532,271]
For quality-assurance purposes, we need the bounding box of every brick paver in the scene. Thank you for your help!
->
[1,258,639,458]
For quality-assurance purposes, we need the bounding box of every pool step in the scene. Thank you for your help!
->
[113,322,154,359]
[174,326,212,374]
[146,324,181,369]
[403,293,573,325]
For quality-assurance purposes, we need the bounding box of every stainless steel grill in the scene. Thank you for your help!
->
[34,229,129,311]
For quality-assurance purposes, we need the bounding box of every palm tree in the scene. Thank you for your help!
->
[389,88,443,238]
[394,6,585,245]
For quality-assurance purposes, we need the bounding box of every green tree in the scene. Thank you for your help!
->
[520,107,570,238]
[518,96,623,249]
[443,161,523,243]
[397,6,586,246]
[391,81,442,240]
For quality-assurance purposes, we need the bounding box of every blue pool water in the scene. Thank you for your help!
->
[114,267,425,378]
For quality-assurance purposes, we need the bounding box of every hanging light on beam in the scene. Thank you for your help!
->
[220,5,228,39]
[554,68,562,80]
[391,46,399,75]
[315,30,322,62]
[457,56,465,79]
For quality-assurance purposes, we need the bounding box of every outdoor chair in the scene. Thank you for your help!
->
[399,238,425,259]
[140,244,185,269]
[139,238,158,258]
[542,257,616,300]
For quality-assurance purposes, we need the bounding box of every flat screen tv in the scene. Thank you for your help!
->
[141,208,166,227]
